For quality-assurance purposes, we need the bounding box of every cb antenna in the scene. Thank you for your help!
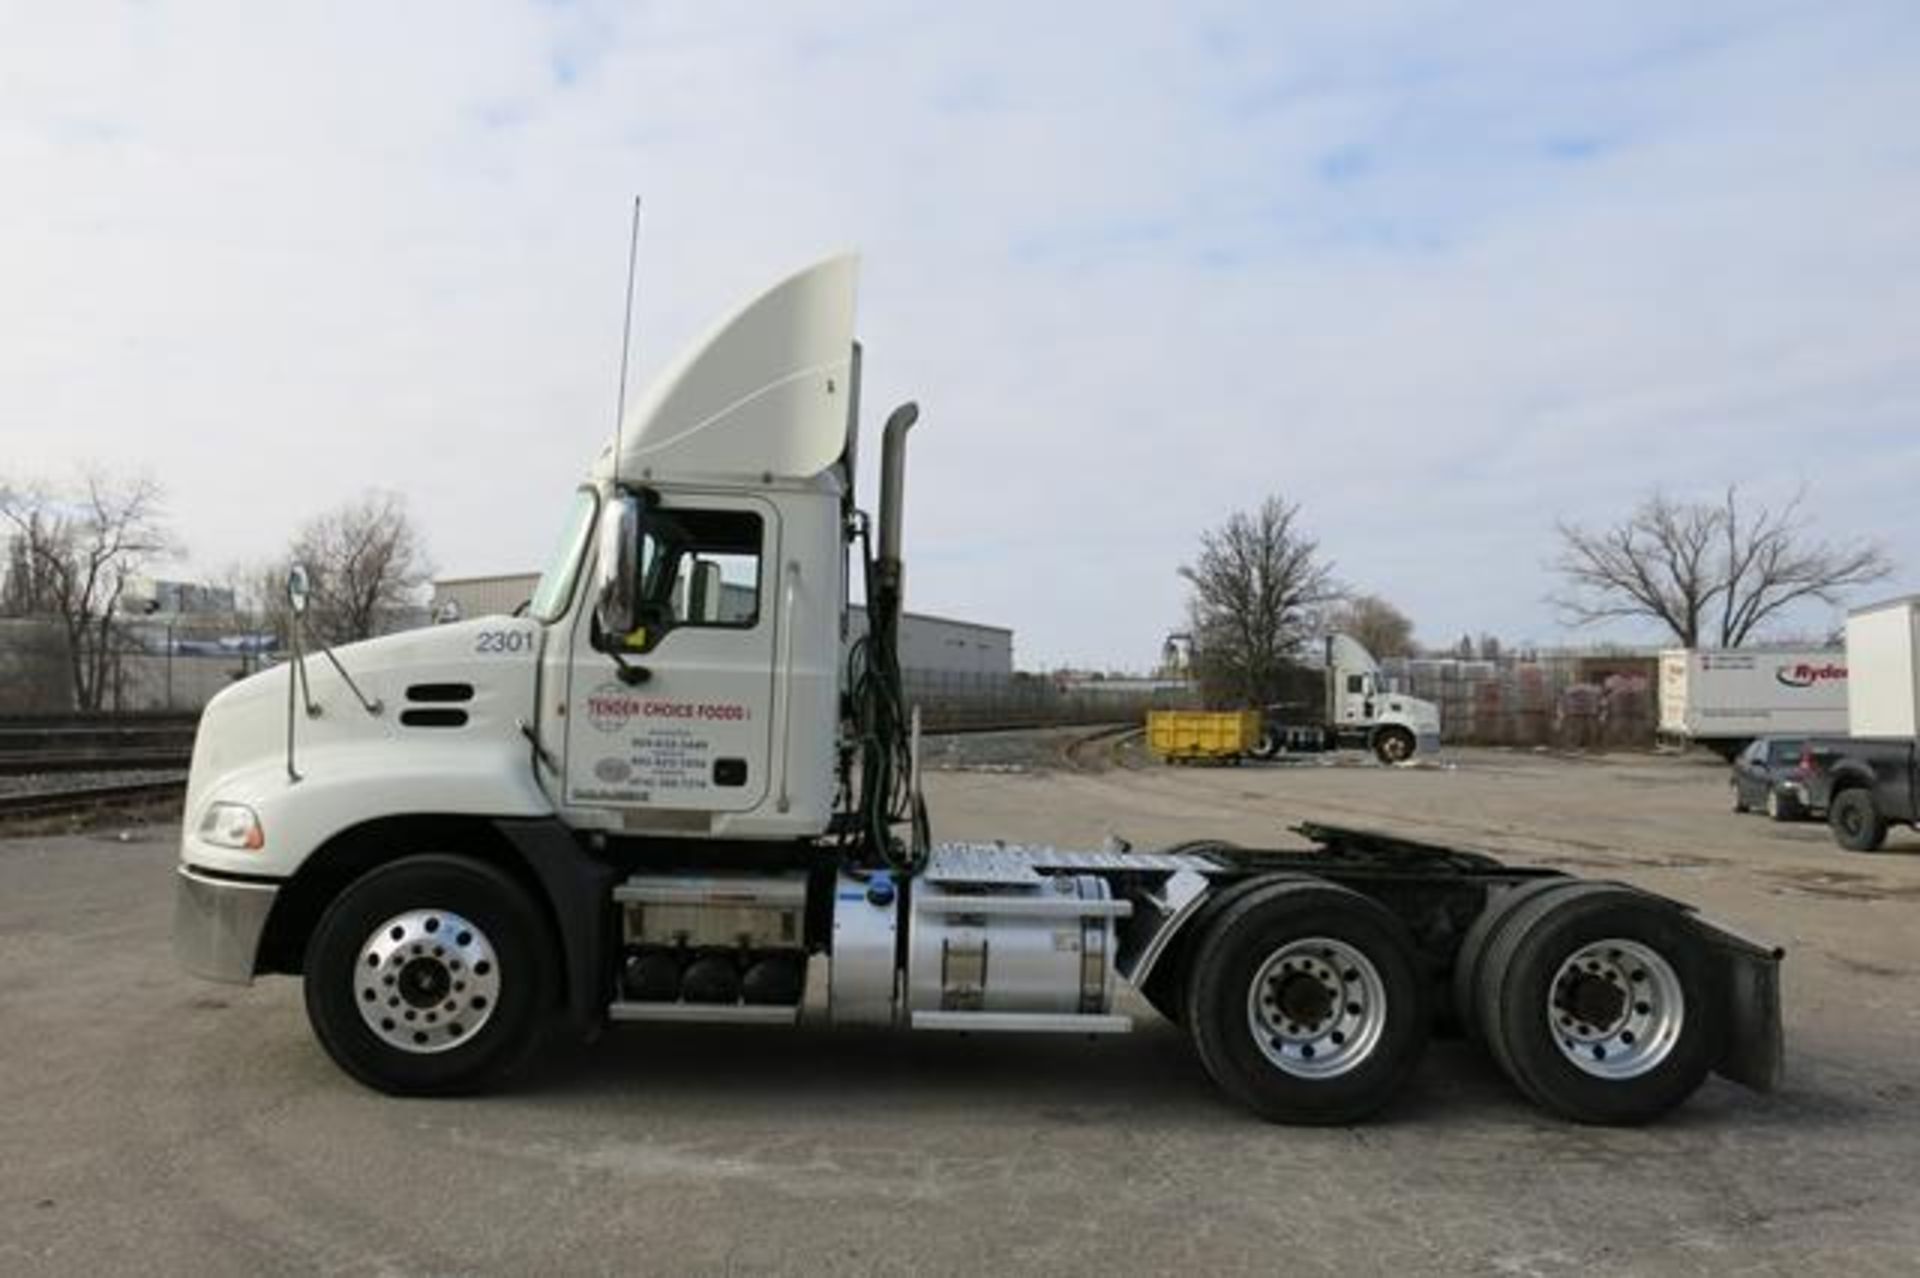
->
[612,195,643,482]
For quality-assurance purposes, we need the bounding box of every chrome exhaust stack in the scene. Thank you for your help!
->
[875,401,919,618]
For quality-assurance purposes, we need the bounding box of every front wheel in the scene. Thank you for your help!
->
[304,855,557,1095]
[1765,788,1800,823]
[1185,879,1429,1124]
[1373,727,1416,765]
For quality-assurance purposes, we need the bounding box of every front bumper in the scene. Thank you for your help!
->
[173,865,280,984]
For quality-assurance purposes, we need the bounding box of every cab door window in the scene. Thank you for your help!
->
[615,508,762,652]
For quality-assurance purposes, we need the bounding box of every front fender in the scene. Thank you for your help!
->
[181,737,554,880]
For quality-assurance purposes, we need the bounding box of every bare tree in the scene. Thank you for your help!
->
[1553,487,1891,648]
[290,491,432,644]
[1180,495,1338,706]
[0,470,173,710]
[1330,593,1415,658]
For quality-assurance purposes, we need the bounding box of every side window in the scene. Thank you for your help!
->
[629,509,762,647]
[1347,674,1365,694]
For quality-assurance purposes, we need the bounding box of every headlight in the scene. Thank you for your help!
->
[198,802,265,850]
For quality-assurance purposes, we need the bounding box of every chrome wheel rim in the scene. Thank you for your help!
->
[354,910,501,1054]
[1549,939,1683,1080]
[1247,938,1388,1078]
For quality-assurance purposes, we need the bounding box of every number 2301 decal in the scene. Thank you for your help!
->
[473,629,533,654]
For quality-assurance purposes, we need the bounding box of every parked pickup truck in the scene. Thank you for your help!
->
[1801,596,1920,852]
[1803,739,1918,851]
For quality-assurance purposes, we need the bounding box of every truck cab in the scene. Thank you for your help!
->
[1324,634,1441,763]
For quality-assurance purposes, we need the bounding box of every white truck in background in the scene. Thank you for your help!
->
[1253,634,1443,763]
[1658,647,1849,759]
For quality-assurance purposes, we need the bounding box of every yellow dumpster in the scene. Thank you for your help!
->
[1146,710,1263,763]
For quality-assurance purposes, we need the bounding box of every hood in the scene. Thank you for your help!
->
[187,617,543,813]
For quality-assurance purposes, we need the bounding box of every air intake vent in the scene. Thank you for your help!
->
[406,683,474,703]
[400,708,468,728]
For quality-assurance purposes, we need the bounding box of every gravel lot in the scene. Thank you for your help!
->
[3,740,1918,1275]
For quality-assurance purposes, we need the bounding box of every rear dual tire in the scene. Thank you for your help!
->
[1459,882,1722,1124]
[1185,879,1429,1125]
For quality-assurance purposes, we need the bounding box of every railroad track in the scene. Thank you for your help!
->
[0,715,199,776]
[1061,724,1145,772]
[0,749,195,776]
[0,777,189,823]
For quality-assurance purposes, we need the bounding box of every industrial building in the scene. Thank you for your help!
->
[431,573,1013,680]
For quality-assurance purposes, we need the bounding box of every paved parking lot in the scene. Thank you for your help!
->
[4,744,1918,1275]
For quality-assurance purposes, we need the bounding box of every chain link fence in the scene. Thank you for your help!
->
[904,671,1193,731]
[0,616,272,715]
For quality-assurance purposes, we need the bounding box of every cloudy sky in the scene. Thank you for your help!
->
[5,2,1915,668]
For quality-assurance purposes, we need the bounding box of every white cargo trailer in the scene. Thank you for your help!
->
[1658,647,1849,757]
[1845,597,1920,739]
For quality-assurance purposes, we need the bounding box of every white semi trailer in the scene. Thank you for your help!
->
[1658,647,1849,759]
[174,257,1782,1125]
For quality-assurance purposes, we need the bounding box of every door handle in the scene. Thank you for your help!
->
[775,560,800,814]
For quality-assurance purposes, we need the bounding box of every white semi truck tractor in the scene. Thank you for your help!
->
[174,256,1783,1124]
[1250,634,1443,763]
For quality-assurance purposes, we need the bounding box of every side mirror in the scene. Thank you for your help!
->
[286,564,312,617]
[692,559,725,624]
[594,493,642,638]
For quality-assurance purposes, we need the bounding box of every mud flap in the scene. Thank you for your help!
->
[1692,913,1785,1092]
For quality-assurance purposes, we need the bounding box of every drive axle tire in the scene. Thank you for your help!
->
[1450,877,1571,1039]
[1185,879,1429,1125]
[1475,884,1722,1125]
[305,855,557,1096]
[1830,789,1888,852]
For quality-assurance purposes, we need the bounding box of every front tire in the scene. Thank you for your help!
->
[1373,727,1416,765]
[304,855,557,1095]
[1765,788,1799,822]
[1830,789,1888,852]
[1185,879,1429,1124]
